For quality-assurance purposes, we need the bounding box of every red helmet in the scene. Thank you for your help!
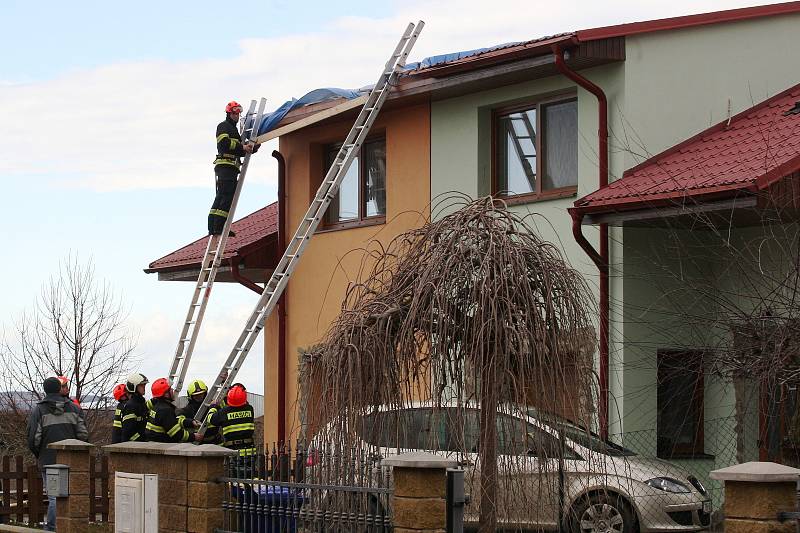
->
[151,378,172,398]
[226,384,247,407]
[57,376,69,387]
[225,101,243,114]
[113,383,128,402]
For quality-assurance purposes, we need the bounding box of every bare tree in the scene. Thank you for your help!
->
[302,196,596,532]
[0,255,138,451]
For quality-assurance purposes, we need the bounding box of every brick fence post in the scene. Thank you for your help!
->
[104,442,236,533]
[710,461,800,533]
[383,452,459,533]
[48,439,94,533]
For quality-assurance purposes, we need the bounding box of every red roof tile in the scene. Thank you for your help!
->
[146,203,278,272]
[575,83,800,213]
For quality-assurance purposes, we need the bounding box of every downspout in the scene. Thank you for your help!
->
[230,256,264,295]
[552,44,611,440]
[273,150,288,445]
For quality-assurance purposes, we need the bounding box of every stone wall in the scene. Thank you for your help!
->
[48,439,235,533]
[711,461,800,533]
[105,442,235,533]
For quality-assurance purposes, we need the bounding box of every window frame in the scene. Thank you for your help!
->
[656,349,706,459]
[319,135,387,232]
[491,94,579,206]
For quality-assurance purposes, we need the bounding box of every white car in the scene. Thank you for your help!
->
[316,404,712,532]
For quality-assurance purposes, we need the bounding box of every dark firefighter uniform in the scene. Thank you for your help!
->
[208,117,246,235]
[112,400,125,444]
[120,393,149,442]
[209,402,256,456]
[145,397,196,443]
[177,399,219,444]
[201,400,226,444]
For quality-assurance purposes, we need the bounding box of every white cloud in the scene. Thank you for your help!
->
[1,0,762,192]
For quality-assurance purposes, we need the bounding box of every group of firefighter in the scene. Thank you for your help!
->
[106,101,262,455]
[111,373,256,457]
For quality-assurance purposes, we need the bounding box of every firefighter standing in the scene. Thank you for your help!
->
[208,101,260,236]
[176,379,207,419]
[145,378,201,443]
[208,383,256,457]
[177,379,219,444]
[121,373,149,442]
[111,383,129,444]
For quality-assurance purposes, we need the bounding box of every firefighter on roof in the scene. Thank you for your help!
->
[145,378,201,443]
[208,100,260,236]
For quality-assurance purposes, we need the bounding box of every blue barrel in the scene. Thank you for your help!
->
[233,485,305,533]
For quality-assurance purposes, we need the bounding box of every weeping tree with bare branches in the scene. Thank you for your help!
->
[0,256,138,452]
[301,196,596,531]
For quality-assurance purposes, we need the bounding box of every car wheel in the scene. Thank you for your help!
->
[570,492,637,533]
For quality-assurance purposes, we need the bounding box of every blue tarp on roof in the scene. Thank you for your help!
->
[402,43,520,71]
[255,42,522,136]
[256,88,362,136]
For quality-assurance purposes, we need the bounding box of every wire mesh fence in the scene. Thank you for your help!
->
[613,415,756,511]
[217,442,392,533]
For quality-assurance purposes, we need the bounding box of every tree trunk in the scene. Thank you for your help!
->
[478,357,498,533]
[733,375,748,464]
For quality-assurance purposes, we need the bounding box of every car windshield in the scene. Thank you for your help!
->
[526,409,637,457]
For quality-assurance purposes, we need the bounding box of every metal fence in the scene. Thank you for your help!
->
[217,443,393,533]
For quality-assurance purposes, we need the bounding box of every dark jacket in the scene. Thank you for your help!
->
[145,398,195,443]
[27,393,89,466]
[121,393,149,442]
[214,117,246,170]
[209,403,255,455]
[111,400,126,444]
[178,398,219,444]
[202,400,226,445]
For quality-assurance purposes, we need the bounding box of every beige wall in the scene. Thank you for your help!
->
[265,103,431,443]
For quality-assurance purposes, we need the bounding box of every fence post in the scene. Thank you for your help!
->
[48,438,95,533]
[710,461,800,532]
[383,452,459,533]
[104,441,236,533]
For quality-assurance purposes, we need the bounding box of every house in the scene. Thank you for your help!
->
[146,1,800,503]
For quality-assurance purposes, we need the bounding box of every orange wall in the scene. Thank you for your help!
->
[263,102,431,444]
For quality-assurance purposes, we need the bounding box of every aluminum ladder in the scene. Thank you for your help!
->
[195,21,425,426]
[168,98,268,394]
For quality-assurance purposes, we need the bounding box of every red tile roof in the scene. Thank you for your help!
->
[405,3,800,77]
[574,83,800,213]
[146,203,278,273]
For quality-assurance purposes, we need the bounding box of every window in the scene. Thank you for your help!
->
[657,350,705,458]
[324,138,386,228]
[493,97,577,203]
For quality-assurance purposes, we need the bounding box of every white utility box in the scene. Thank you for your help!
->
[114,472,158,533]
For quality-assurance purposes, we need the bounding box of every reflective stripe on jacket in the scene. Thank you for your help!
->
[209,403,255,455]
[215,117,245,169]
[111,400,125,444]
[145,398,195,443]
[121,393,149,442]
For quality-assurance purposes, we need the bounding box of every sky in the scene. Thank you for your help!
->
[1,0,773,397]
